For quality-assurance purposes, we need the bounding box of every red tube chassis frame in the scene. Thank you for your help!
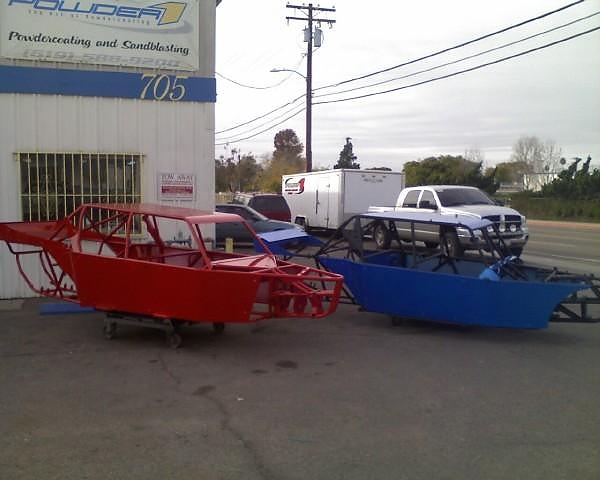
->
[0,203,343,327]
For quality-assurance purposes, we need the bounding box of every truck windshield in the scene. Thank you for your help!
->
[436,188,494,207]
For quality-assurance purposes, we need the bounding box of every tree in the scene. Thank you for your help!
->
[334,137,360,169]
[257,156,301,193]
[403,155,498,194]
[464,148,485,165]
[541,155,599,199]
[511,136,542,172]
[237,154,262,191]
[542,140,563,173]
[511,136,563,174]
[255,129,306,192]
[486,161,530,184]
[215,157,229,192]
[215,150,262,193]
[215,155,238,192]
[273,128,304,164]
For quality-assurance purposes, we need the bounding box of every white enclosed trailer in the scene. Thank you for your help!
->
[282,169,405,229]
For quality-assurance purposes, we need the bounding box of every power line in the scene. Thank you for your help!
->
[214,1,592,143]
[216,71,291,90]
[216,104,307,142]
[215,93,305,134]
[216,25,598,146]
[312,27,600,106]
[313,11,600,100]
[216,5,336,157]
[313,0,586,93]
[216,57,305,90]
[215,107,306,145]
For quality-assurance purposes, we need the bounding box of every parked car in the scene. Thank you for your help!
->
[215,203,300,243]
[232,193,291,222]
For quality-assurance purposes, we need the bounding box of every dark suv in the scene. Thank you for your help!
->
[233,193,291,222]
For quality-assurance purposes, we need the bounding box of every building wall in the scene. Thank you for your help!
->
[523,172,559,192]
[0,1,216,298]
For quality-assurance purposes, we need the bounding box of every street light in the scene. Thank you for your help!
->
[270,67,312,172]
[270,67,306,78]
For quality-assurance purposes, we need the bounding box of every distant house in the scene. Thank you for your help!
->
[523,172,559,192]
[497,182,524,194]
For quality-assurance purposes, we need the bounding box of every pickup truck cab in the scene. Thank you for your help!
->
[369,185,529,256]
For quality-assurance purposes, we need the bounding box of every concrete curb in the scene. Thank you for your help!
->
[527,219,600,231]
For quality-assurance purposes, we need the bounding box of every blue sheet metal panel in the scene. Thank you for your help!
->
[39,302,95,315]
[254,230,324,256]
[318,256,584,329]
[0,65,216,103]
[257,229,316,243]
[362,211,493,230]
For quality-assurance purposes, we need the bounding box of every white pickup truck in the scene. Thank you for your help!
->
[369,185,529,256]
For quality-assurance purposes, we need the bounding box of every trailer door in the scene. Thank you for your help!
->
[316,175,332,228]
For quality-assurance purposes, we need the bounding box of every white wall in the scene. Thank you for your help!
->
[0,1,216,298]
[0,94,215,298]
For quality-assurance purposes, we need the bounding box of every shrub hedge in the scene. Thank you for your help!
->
[507,194,600,222]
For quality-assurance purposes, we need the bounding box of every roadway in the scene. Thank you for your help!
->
[522,220,600,276]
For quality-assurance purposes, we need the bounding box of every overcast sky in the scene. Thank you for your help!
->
[215,0,600,171]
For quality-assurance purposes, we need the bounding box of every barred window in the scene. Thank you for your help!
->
[17,152,143,221]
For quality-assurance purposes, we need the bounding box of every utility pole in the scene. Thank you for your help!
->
[286,3,336,172]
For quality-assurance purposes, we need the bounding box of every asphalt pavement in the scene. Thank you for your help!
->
[1,297,599,480]
[524,220,600,276]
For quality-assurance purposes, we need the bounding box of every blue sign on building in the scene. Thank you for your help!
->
[0,65,216,103]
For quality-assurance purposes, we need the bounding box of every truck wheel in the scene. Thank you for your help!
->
[374,222,392,250]
[442,230,462,257]
[510,247,523,257]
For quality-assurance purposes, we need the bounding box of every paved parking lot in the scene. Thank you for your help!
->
[1,297,599,480]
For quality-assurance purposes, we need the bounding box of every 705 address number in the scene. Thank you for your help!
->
[140,74,188,101]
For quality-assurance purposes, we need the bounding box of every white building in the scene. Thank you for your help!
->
[523,172,559,192]
[0,0,217,298]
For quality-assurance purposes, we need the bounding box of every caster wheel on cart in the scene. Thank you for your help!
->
[103,322,117,340]
[167,332,183,349]
[212,322,225,335]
